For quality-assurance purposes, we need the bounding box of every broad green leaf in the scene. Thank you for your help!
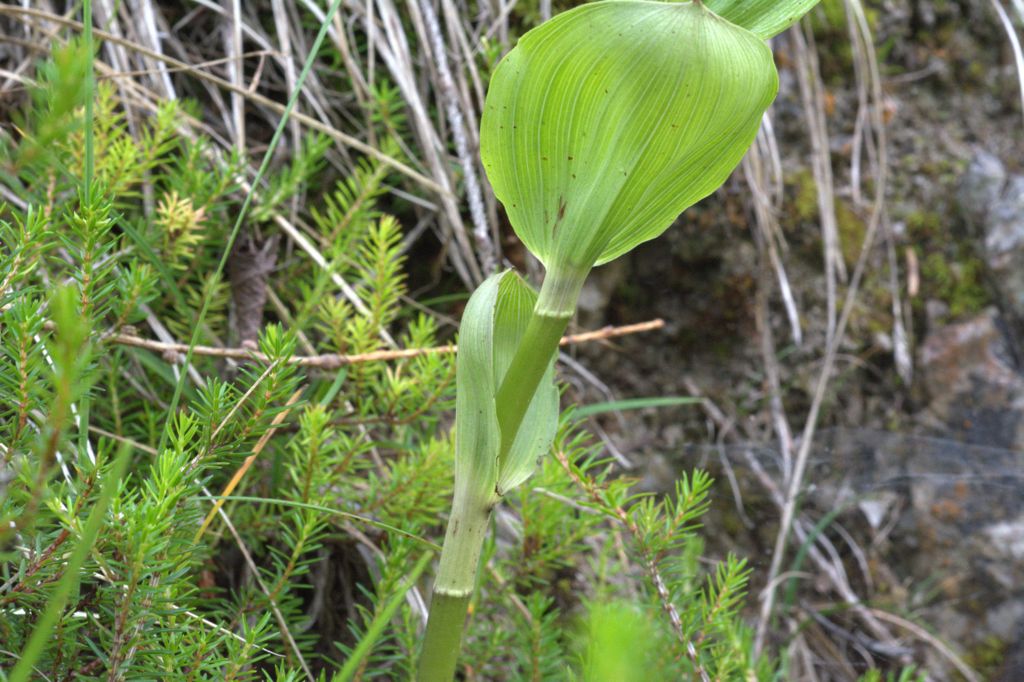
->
[454,271,558,502]
[480,1,778,273]
[704,0,822,39]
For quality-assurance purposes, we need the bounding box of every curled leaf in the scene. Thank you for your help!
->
[480,0,778,273]
[454,271,558,502]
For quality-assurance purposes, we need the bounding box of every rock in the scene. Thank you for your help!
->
[688,428,1024,676]
[858,491,899,530]
[957,150,1006,227]
[987,601,1024,641]
[995,621,1024,682]
[985,176,1024,322]
[957,151,1024,326]
[919,308,1024,450]
[809,430,1024,678]
[984,516,1024,563]
[924,299,950,328]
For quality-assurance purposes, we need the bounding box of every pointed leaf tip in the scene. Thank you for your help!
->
[703,0,822,39]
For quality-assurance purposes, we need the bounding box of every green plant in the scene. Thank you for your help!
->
[417,1,822,679]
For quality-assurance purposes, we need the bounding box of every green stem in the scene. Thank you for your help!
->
[419,492,493,681]
[494,264,585,467]
[494,311,569,465]
[419,592,473,680]
[419,264,588,681]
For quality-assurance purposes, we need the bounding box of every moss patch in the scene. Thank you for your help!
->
[919,251,990,318]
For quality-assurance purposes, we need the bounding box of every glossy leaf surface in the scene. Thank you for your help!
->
[480,1,778,271]
[454,271,558,500]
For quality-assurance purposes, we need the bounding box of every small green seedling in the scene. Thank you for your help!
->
[418,2,821,679]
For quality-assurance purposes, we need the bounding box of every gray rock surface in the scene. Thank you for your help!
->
[919,308,1024,450]
[986,176,1024,322]
[958,150,1007,226]
[676,428,1024,678]
[958,152,1024,326]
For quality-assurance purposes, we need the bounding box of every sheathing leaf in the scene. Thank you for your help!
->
[493,274,557,494]
[454,271,558,500]
[453,273,501,504]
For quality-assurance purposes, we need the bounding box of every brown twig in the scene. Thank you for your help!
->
[106,319,666,369]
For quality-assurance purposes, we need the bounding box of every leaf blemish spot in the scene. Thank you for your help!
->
[551,196,568,238]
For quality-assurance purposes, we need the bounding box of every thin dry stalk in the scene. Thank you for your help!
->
[992,0,1024,127]
[755,6,892,653]
[792,21,844,347]
[868,609,981,682]
[418,0,496,273]
[126,0,175,98]
[753,237,893,646]
[0,5,443,193]
[753,232,795,478]
[368,0,483,284]
[844,0,912,384]
[225,0,245,152]
[683,385,897,655]
[267,0,305,223]
[207,486,315,681]
[195,388,304,539]
[743,121,803,348]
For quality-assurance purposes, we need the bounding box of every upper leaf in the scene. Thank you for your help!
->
[703,0,822,39]
[480,1,778,272]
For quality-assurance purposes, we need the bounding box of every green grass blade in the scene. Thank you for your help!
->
[334,550,434,682]
[572,396,701,419]
[203,495,440,551]
[82,0,94,203]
